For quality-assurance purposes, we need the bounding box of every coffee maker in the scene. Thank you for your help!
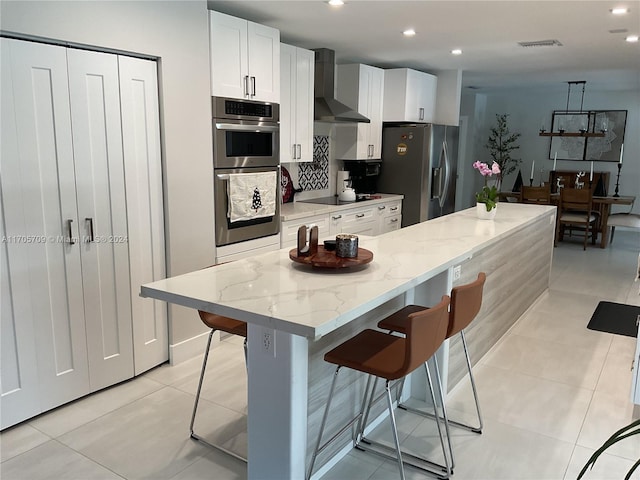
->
[343,161,381,194]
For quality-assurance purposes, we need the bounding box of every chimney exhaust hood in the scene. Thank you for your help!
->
[313,48,370,123]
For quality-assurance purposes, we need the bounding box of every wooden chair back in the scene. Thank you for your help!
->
[519,186,551,205]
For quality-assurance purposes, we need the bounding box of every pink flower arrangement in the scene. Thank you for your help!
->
[473,161,501,211]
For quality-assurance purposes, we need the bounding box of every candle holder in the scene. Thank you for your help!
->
[613,163,622,197]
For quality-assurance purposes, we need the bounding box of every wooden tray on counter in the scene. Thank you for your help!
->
[289,246,373,269]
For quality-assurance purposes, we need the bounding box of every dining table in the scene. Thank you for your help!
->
[499,191,636,248]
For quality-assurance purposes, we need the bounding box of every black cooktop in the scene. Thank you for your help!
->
[297,195,377,206]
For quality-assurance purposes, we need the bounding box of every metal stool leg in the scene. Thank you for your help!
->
[424,360,452,476]
[190,329,215,438]
[189,329,247,463]
[307,366,342,480]
[385,379,406,480]
[432,355,455,472]
[461,330,483,433]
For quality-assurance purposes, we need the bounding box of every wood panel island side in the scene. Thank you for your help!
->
[140,203,556,480]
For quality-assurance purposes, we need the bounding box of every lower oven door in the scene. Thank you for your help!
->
[214,166,281,247]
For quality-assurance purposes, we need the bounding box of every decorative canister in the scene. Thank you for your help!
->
[335,234,358,258]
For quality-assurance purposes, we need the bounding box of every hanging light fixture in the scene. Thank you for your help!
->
[539,81,605,138]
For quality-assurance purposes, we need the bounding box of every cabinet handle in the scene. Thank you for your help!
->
[419,107,424,121]
[356,213,365,218]
[296,144,301,159]
[292,144,297,160]
[251,76,256,96]
[85,217,94,243]
[390,206,398,212]
[67,219,75,245]
[244,75,250,97]
[390,218,399,223]
[378,205,386,211]
[332,215,342,220]
[369,144,374,157]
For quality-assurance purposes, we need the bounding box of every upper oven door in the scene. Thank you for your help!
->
[213,118,279,169]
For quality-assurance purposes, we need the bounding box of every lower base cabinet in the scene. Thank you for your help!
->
[1,38,167,430]
[280,199,403,250]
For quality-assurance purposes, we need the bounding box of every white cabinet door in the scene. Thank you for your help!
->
[67,49,134,391]
[247,21,280,103]
[1,39,90,420]
[210,11,249,99]
[281,214,330,249]
[335,64,384,161]
[383,68,437,123]
[210,11,280,102]
[280,44,314,163]
[119,55,169,375]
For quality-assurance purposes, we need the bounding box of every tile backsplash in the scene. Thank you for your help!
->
[298,135,329,191]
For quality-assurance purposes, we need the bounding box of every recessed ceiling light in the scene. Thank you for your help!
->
[626,34,639,42]
[610,7,629,14]
[451,49,463,55]
[403,29,416,37]
[328,0,344,6]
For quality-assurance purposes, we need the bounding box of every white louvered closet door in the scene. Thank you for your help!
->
[67,48,134,391]
[118,55,168,374]
[0,38,89,424]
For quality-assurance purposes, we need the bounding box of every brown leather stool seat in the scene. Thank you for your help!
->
[307,296,452,480]
[378,272,487,437]
[190,308,247,463]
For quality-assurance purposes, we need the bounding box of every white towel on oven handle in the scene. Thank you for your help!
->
[227,171,277,223]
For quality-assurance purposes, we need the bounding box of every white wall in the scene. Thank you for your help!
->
[461,87,640,214]
[0,0,215,347]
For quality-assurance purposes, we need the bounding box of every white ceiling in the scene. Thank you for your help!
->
[208,0,640,93]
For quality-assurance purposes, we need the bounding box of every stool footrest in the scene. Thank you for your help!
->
[190,432,247,463]
[398,403,482,434]
[357,437,450,479]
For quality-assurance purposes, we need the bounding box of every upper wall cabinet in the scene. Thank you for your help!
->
[383,68,437,123]
[334,64,385,160]
[280,43,314,163]
[209,11,280,103]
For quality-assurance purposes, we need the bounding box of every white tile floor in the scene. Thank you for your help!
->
[2,230,639,480]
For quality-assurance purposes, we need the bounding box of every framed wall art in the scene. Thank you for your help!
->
[548,110,627,162]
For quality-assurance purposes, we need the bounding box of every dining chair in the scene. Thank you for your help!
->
[519,185,551,205]
[555,187,598,250]
[606,199,640,245]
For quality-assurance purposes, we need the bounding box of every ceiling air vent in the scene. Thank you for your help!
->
[518,39,563,48]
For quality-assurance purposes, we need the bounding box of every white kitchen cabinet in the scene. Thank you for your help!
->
[375,199,403,235]
[281,214,330,249]
[210,11,280,103]
[383,68,437,123]
[280,43,314,163]
[329,206,377,237]
[0,38,166,429]
[335,64,384,160]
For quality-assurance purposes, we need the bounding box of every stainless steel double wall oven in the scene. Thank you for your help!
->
[212,96,280,247]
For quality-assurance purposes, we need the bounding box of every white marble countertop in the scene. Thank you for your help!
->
[280,193,403,222]
[141,203,555,340]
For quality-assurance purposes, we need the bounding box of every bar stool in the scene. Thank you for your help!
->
[307,296,452,480]
[378,272,487,435]
[190,309,247,462]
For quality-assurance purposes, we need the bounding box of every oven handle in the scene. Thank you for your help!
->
[215,122,279,132]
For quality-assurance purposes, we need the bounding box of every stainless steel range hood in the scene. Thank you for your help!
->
[314,48,370,123]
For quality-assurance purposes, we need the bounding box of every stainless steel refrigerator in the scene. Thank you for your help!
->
[378,123,458,227]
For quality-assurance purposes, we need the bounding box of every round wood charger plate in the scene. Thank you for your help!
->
[289,246,373,269]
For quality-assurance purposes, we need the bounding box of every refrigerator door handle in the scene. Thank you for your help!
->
[439,140,451,209]
[432,167,443,200]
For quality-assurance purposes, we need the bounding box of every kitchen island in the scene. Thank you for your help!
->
[141,202,556,479]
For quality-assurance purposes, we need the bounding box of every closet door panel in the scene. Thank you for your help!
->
[67,49,134,391]
[1,47,41,427]
[118,55,168,374]
[2,39,89,412]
